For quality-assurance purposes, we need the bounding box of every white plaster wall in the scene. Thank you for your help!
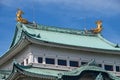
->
[0,45,32,70]
[1,43,120,72]
[30,44,120,67]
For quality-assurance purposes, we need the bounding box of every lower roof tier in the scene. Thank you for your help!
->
[0,61,120,80]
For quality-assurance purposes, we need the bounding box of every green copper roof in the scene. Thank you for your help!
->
[17,64,63,78]
[0,70,11,80]
[6,63,61,80]
[10,22,120,51]
[61,60,120,80]
[5,62,120,80]
[62,65,120,80]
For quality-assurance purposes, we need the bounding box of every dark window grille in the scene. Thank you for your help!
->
[70,61,79,67]
[116,66,120,72]
[58,59,67,66]
[104,65,113,71]
[26,59,28,64]
[38,57,43,63]
[81,62,87,65]
[98,64,102,67]
[45,58,55,64]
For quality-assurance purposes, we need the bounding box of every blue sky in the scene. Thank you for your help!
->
[0,0,120,55]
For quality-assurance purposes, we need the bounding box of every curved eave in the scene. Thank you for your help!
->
[25,31,120,55]
[10,26,18,48]
[6,63,58,80]
[62,65,120,80]
[1,30,120,66]
[63,65,106,76]
[10,22,23,48]
[0,32,30,66]
[23,23,120,50]
[16,23,120,54]
[97,34,119,48]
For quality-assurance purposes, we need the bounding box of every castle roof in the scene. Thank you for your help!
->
[1,62,119,80]
[11,22,120,51]
[0,22,120,66]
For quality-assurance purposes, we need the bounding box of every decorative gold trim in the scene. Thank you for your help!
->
[92,20,103,34]
[16,9,28,24]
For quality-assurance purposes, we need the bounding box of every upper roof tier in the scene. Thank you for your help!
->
[10,22,120,51]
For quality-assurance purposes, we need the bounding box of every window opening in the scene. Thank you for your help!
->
[58,59,67,66]
[116,66,120,72]
[38,57,43,63]
[104,65,113,71]
[45,58,55,64]
[70,61,79,67]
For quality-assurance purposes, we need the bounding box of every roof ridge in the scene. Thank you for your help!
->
[97,34,118,48]
[23,23,97,36]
